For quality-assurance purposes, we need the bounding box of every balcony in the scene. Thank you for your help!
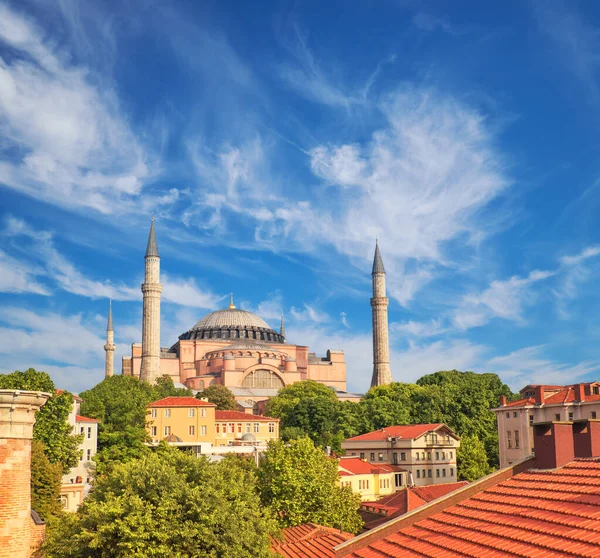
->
[425,438,455,446]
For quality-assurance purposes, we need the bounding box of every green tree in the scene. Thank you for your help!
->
[0,368,81,473]
[361,383,423,432]
[457,435,492,481]
[31,440,63,521]
[154,375,192,397]
[43,445,278,557]
[257,437,362,534]
[196,384,237,410]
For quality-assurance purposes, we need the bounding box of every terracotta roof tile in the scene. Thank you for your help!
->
[147,396,216,408]
[76,415,99,423]
[273,523,353,557]
[214,410,278,421]
[344,460,600,557]
[411,482,469,503]
[344,424,452,443]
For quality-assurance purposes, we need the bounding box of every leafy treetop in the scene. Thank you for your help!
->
[196,384,237,410]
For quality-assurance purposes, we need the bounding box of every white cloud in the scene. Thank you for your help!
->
[161,275,220,309]
[290,304,330,324]
[0,4,153,214]
[560,245,600,266]
[391,319,447,338]
[453,269,554,329]
[340,312,349,328]
[0,249,50,295]
[240,294,284,322]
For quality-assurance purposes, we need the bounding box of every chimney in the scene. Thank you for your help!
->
[534,385,545,405]
[499,395,507,407]
[533,421,575,469]
[574,383,586,402]
[0,390,50,558]
[573,419,600,458]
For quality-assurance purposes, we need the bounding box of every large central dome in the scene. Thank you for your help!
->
[178,300,285,343]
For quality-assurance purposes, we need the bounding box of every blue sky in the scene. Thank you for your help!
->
[2,0,600,394]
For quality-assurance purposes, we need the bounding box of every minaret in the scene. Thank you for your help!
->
[370,240,392,387]
[140,217,162,384]
[280,312,286,342]
[104,299,115,378]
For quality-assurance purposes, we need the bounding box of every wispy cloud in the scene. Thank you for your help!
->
[290,304,329,324]
[0,249,50,295]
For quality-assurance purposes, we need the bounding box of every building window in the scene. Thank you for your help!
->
[427,452,431,460]
[595,386,600,395]
[514,430,520,449]
[246,423,251,433]
[421,452,425,460]
[216,424,220,434]
[393,453,398,464]
[442,469,446,477]
[416,453,420,461]
[416,470,421,479]
[568,412,574,421]
[189,425,195,436]
[513,412,518,418]
[164,409,171,418]
[422,469,425,478]
[60,495,68,509]
[87,427,91,439]
[450,467,454,476]
[201,425,207,436]
[269,423,275,433]
[449,452,452,459]
[507,430,512,448]
[229,423,235,434]
[164,426,170,436]
[151,426,157,436]
[360,452,365,460]
[435,451,439,460]
[80,426,84,434]
[151,409,157,418]
[436,469,440,478]
[370,453,375,461]
[378,453,384,461]
[555,414,560,421]
[188,409,195,418]
[201,409,207,418]
[254,423,260,433]
[592,411,597,419]
[238,423,242,433]
[400,452,406,461]
[529,415,534,426]
[366,480,369,489]
[432,434,438,444]
[506,412,510,419]
[79,452,83,462]
[428,470,432,478]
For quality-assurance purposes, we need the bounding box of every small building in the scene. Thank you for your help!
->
[493,381,600,468]
[147,397,216,444]
[338,457,406,501]
[341,424,460,486]
[59,390,99,512]
[214,410,279,446]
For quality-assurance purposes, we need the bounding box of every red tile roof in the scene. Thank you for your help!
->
[410,481,468,503]
[505,389,600,408]
[214,410,278,421]
[341,459,600,557]
[76,415,100,423]
[503,397,535,407]
[147,397,216,408]
[343,424,451,443]
[273,523,353,557]
[338,458,398,476]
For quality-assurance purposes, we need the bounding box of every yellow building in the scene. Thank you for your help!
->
[147,397,216,444]
[213,410,279,446]
[338,457,407,501]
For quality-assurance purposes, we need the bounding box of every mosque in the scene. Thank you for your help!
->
[103,220,392,409]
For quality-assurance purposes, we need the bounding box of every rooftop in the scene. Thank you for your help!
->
[76,415,100,423]
[343,424,452,443]
[339,458,600,557]
[147,397,216,408]
[272,523,353,558]
[338,457,400,476]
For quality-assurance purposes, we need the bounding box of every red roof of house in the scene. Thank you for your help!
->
[504,397,535,407]
[338,458,399,476]
[76,415,100,423]
[343,459,600,557]
[344,424,451,443]
[214,410,278,422]
[272,523,353,557]
[504,389,600,408]
[147,397,216,408]
[410,481,468,503]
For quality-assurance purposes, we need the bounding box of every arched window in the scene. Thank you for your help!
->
[241,369,284,389]
[199,380,205,390]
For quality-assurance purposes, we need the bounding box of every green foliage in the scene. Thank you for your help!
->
[42,446,278,557]
[196,384,237,410]
[257,437,363,534]
[0,368,82,473]
[457,435,493,481]
[79,374,188,473]
[31,440,63,521]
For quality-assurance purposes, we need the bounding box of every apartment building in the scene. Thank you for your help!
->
[341,424,460,487]
[493,381,600,468]
[214,410,279,446]
[338,457,406,501]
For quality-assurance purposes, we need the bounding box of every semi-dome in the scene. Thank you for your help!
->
[178,298,285,343]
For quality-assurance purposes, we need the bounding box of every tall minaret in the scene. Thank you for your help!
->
[140,217,162,384]
[280,312,286,342]
[370,240,392,387]
[104,299,115,378]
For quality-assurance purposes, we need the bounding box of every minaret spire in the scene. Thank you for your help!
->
[280,312,286,342]
[370,240,392,387]
[228,293,236,309]
[104,299,115,378]
[140,218,162,384]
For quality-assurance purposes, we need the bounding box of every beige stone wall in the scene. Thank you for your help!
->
[140,255,162,384]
